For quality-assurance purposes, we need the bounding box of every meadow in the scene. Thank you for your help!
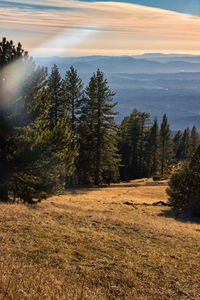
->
[0,179,199,299]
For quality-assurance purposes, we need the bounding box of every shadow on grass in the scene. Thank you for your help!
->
[65,185,102,195]
[110,182,168,188]
[158,209,200,224]
[64,180,168,196]
[65,183,143,195]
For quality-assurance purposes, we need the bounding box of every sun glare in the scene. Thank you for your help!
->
[30,27,98,57]
[0,27,98,109]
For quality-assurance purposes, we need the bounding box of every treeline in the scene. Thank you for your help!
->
[0,38,199,203]
[119,110,200,180]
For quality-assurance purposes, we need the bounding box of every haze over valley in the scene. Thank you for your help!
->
[35,54,200,130]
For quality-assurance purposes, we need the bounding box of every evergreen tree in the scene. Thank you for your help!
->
[77,75,97,184]
[78,69,120,185]
[136,112,151,177]
[0,37,28,67]
[47,64,62,127]
[146,117,160,176]
[0,37,28,201]
[127,110,142,178]
[173,130,183,160]
[62,66,83,132]
[0,114,11,201]
[173,127,199,161]
[62,66,83,186]
[167,146,200,216]
[10,115,73,203]
[181,127,190,159]
[160,114,173,175]
[118,116,132,180]
[119,109,151,179]
[190,126,199,150]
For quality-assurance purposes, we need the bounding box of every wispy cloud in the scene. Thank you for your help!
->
[1,0,200,55]
[1,0,77,11]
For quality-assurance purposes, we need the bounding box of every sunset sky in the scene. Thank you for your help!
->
[1,0,200,56]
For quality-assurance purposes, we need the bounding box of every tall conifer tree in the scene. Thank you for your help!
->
[173,130,182,160]
[78,69,120,185]
[62,66,83,185]
[119,109,150,179]
[160,114,173,175]
[47,64,62,127]
[181,127,190,159]
[147,117,160,176]
[0,37,28,201]
[62,66,83,132]
[190,126,199,150]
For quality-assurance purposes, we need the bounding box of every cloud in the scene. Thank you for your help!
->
[1,0,77,11]
[1,0,200,55]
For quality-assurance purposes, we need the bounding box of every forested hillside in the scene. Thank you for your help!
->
[0,37,200,204]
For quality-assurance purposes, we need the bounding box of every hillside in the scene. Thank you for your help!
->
[0,179,199,299]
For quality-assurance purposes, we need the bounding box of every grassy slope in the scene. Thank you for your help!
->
[0,178,199,299]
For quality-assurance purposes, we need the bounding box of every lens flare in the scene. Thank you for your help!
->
[0,58,28,108]
[0,27,97,110]
[30,27,96,57]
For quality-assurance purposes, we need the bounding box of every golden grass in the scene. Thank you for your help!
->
[0,178,200,299]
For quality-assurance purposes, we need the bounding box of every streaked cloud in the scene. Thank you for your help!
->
[1,1,77,11]
[1,0,200,55]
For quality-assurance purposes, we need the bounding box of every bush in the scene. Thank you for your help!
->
[167,146,200,216]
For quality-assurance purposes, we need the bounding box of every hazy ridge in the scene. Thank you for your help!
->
[34,55,200,130]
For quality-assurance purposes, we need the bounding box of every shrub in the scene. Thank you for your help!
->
[167,146,200,216]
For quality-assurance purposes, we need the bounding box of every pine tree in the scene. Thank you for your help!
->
[47,64,62,127]
[190,126,199,150]
[62,66,83,132]
[136,112,151,177]
[173,130,183,160]
[62,66,83,186]
[0,37,28,67]
[147,117,160,176]
[160,114,173,175]
[10,115,73,203]
[181,127,191,159]
[119,109,151,179]
[78,75,99,184]
[0,37,28,201]
[78,69,120,185]
[118,116,132,180]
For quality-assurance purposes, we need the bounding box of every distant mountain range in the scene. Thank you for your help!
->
[34,54,200,131]
[35,55,200,74]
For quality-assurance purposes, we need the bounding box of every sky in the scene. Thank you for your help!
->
[1,0,200,56]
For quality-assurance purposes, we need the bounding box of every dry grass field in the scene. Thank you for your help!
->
[0,178,200,299]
